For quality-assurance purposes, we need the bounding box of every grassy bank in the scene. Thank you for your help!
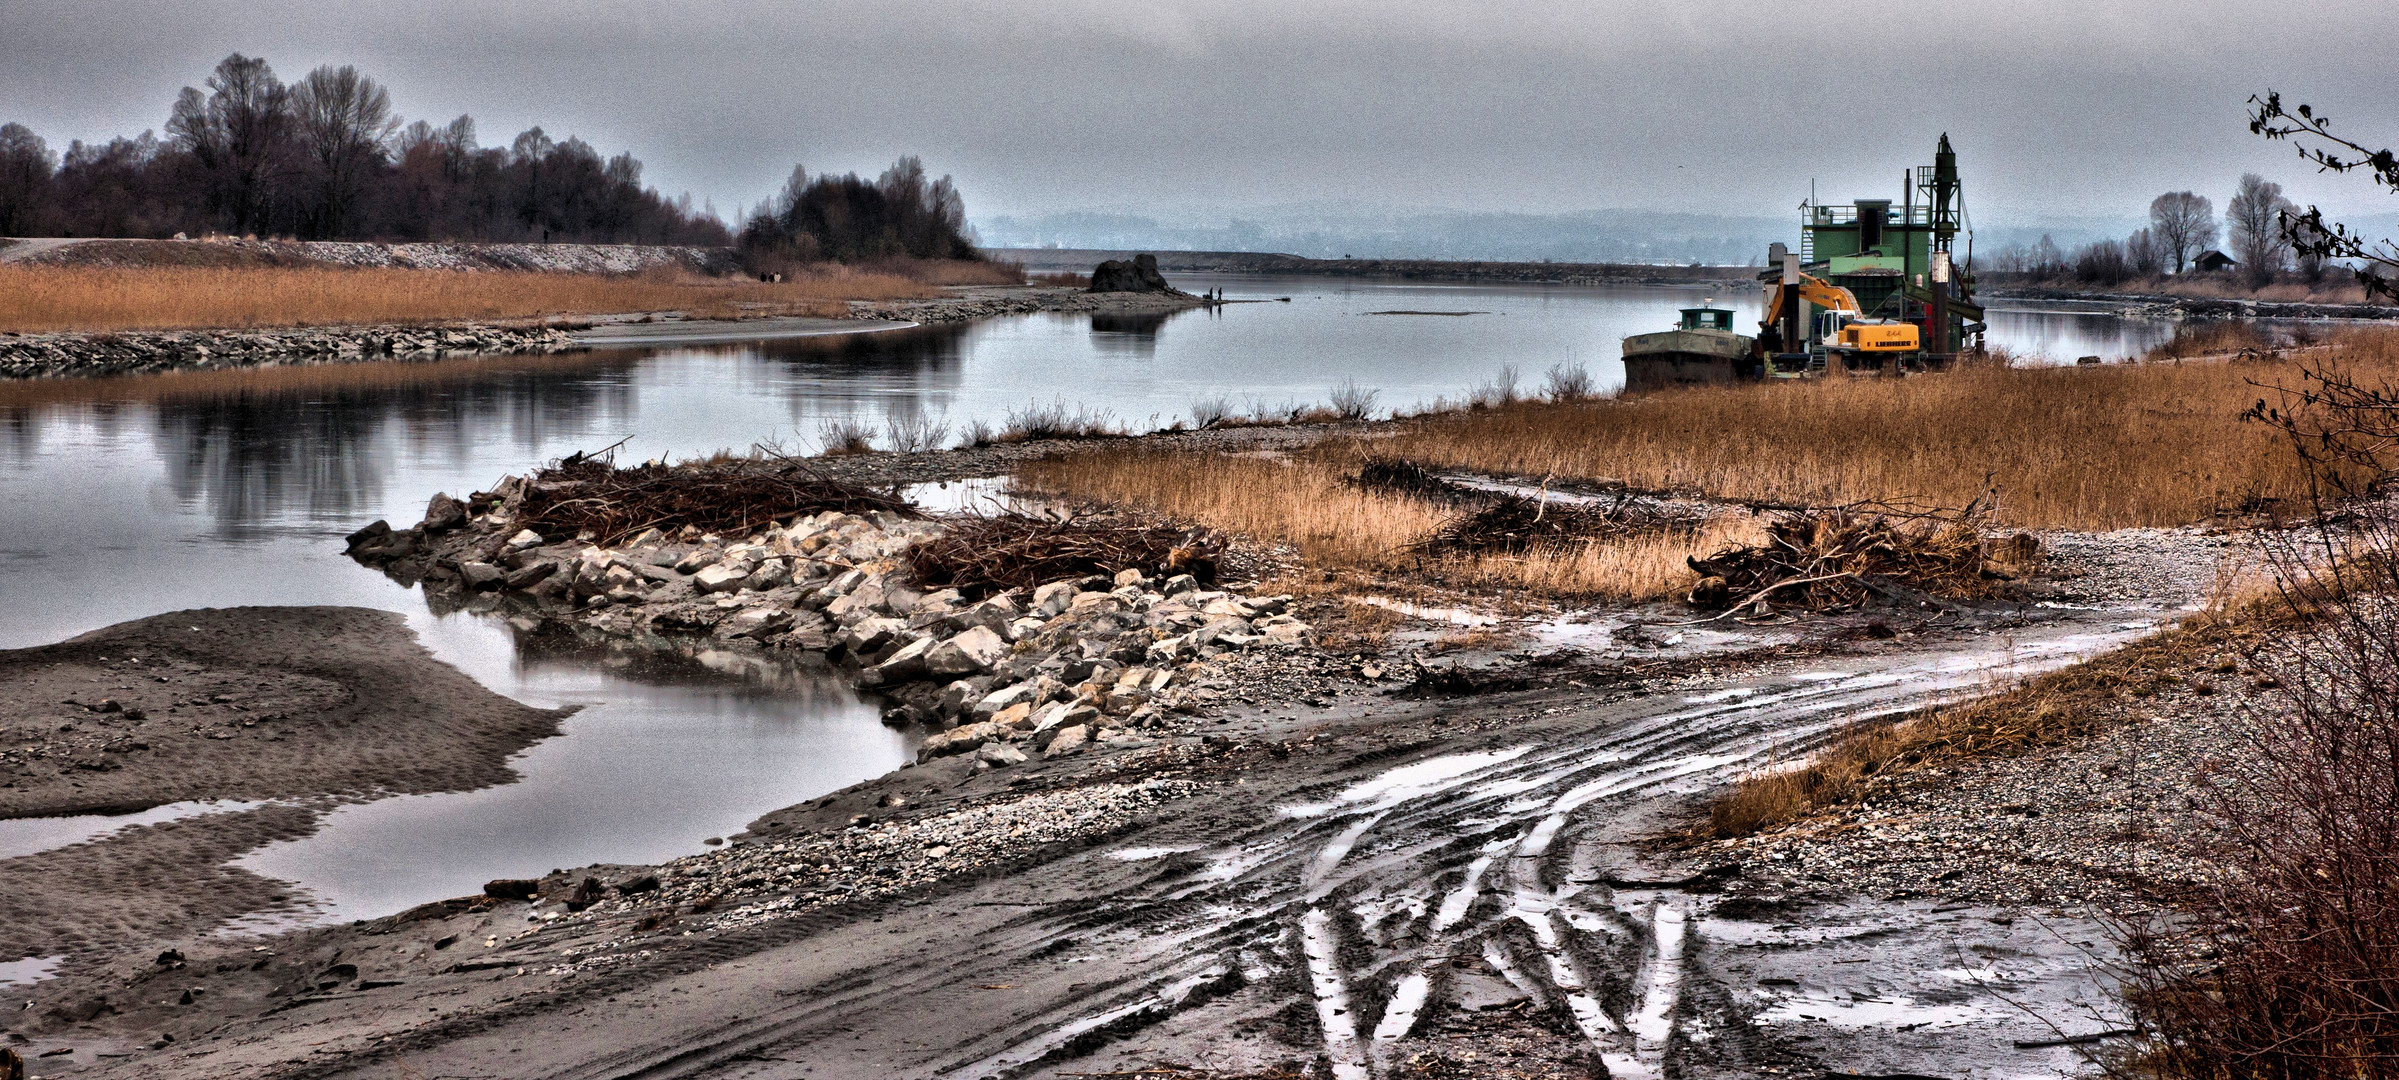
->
[0,265,956,333]
[1378,334,2399,530]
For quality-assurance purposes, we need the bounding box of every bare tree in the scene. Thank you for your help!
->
[2149,190,2217,273]
[2125,226,2164,275]
[291,65,398,238]
[0,122,54,235]
[2250,91,2399,302]
[2226,173,2294,288]
[166,54,296,235]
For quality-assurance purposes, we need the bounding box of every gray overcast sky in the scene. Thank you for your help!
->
[5,0,2395,228]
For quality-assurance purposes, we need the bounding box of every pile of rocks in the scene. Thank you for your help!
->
[348,482,1315,767]
[0,324,581,380]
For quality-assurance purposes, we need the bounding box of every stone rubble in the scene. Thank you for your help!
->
[347,479,1319,762]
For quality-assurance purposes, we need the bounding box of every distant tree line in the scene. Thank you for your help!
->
[737,157,979,268]
[0,53,730,245]
[1983,175,2327,290]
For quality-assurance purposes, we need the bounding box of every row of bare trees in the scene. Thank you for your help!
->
[1984,177,2321,290]
[0,53,729,245]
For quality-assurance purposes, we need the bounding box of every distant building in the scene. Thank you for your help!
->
[2192,249,2239,273]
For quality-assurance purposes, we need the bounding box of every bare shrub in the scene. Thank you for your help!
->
[1469,364,1521,409]
[997,397,1120,443]
[815,416,875,456]
[883,412,950,455]
[1327,378,1380,422]
[1189,393,1234,429]
[1543,362,1597,402]
[2111,354,2399,1075]
[957,418,995,449]
[2116,504,2399,1076]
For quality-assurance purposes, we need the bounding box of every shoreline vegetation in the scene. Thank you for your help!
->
[1017,329,2398,606]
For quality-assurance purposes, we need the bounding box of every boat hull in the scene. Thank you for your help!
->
[1621,328,1757,392]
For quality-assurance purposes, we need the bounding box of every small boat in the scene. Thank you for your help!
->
[1621,301,1757,392]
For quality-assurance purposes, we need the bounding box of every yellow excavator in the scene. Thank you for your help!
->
[1762,270,1921,354]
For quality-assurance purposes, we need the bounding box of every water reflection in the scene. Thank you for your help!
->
[1088,310,1181,357]
[233,609,910,924]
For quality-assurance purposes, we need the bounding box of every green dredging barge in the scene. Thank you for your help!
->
[1623,135,1987,391]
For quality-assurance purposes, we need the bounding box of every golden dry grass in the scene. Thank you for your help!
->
[0,265,948,333]
[1381,332,2399,531]
[1017,445,1764,600]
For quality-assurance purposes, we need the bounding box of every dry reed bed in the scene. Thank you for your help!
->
[1383,334,2399,531]
[1016,445,1764,600]
[0,265,949,333]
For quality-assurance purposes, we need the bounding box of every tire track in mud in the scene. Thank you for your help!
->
[947,621,2161,1080]
[561,619,2159,1080]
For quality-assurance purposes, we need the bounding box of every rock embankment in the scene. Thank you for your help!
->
[347,482,1316,767]
[11,237,740,275]
[0,324,581,380]
[846,286,1207,324]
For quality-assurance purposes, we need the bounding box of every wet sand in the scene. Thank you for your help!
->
[0,607,569,966]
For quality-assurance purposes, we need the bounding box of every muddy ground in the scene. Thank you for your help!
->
[0,607,568,972]
[0,549,2217,1079]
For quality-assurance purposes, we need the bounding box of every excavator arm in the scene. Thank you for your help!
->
[1765,273,1863,315]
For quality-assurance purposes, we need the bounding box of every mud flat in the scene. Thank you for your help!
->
[0,607,568,974]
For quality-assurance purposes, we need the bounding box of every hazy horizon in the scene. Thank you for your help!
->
[6,0,2395,251]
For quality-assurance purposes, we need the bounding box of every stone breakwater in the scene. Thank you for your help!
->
[0,324,582,380]
[846,288,1209,324]
[346,481,1315,770]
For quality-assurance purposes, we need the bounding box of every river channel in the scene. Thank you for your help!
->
[0,272,2188,929]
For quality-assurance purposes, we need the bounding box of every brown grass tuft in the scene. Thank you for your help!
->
[0,265,945,333]
[1017,444,1761,600]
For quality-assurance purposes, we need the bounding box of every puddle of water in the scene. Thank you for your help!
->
[0,955,62,987]
[1351,595,1501,627]
[1753,991,1997,1030]
[1106,845,1203,861]
[1283,745,1536,818]
[228,611,914,925]
[900,476,1037,515]
[0,800,266,861]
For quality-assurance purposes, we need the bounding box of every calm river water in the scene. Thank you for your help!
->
[0,272,2180,923]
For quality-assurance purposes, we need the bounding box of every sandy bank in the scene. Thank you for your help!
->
[0,607,568,966]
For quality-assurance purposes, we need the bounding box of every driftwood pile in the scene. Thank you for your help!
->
[1684,504,2016,612]
[907,512,1223,598]
[512,454,911,546]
